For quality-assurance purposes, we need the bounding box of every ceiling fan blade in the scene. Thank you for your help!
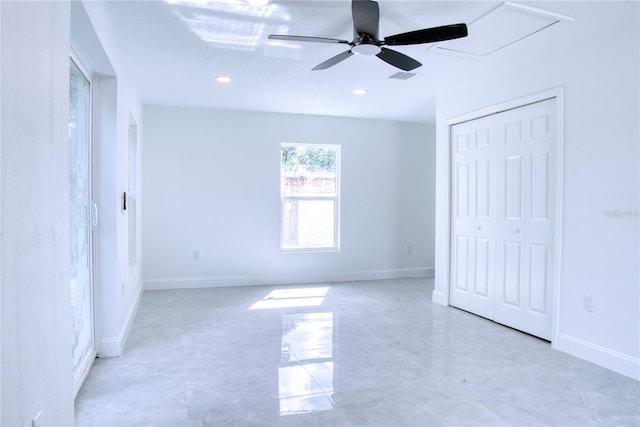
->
[376,47,422,71]
[352,0,380,38]
[312,50,354,70]
[384,23,468,46]
[268,34,350,44]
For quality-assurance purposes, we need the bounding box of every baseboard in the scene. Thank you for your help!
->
[556,333,640,380]
[73,349,97,398]
[432,289,449,306]
[119,283,143,353]
[98,283,143,358]
[144,267,434,291]
[98,337,121,358]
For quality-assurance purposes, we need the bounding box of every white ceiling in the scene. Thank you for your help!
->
[93,0,625,123]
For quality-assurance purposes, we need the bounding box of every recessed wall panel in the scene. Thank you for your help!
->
[503,241,521,306]
[456,236,469,291]
[505,156,522,220]
[476,128,490,148]
[474,238,489,297]
[457,133,470,152]
[476,160,490,218]
[456,163,470,218]
[531,153,549,221]
[505,121,522,143]
[529,244,548,313]
[531,114,550,139]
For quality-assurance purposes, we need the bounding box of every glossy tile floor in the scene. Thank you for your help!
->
[75,278,640,426]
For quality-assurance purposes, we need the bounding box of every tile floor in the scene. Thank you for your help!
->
[75,278,640,426]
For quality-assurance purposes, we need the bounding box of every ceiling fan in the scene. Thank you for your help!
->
[268,0,468,71]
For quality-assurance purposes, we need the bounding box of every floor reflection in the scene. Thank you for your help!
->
[250,287,328,310]
[279,312,335,416]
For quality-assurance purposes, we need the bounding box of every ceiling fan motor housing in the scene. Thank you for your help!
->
[351,34,382,56]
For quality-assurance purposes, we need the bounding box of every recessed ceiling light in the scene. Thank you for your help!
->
[216,76,232,83]
[352,89,367,96]
[246,0,270,5]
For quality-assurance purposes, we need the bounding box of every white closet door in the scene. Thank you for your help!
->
[449,98,556,341]
[494,99,555,340]
[450,114,497,319]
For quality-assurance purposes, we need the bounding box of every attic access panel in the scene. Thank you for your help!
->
[432,2,574,58]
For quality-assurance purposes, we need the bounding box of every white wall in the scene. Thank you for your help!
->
[143,106,434,289]
[1,1,75,425]
[434,3,639,378]
[76,0,145,357]
[0,1,3,419]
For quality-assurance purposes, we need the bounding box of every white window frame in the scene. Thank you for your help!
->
[280,143,341,252]
[69,48,98,397]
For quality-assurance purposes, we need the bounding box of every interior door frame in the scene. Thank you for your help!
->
[70,48,98,397]
[440,87,564,348]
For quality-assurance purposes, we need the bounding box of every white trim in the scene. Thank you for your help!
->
[69,51,99,394]
[550,90,565,349]
[503,2,575,22]
[427,3,573,60]
[120,282,143,354]
[128,120,139,269]
[431,289,448,306]
[72,349,96,398]
[70,47,92,81]
[444,89,561,126]
[556,333,640,380]
[98,337,121,359]
[0,1,3,419]
[433,119,453,306]
[436,87,564,348]
[144,267,434,290]
[98,283,143,357]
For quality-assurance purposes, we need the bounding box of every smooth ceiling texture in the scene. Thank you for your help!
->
[92,1,622,123]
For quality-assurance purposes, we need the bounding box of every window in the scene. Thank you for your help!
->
[281,143,340,251]
[69,55,96,392]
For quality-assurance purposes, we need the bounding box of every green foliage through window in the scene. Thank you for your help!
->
[281,145,336,173]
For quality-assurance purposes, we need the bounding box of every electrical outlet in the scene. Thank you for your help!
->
[584,296,593,312]
[193,250,199,260]
[405,245,413,254]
